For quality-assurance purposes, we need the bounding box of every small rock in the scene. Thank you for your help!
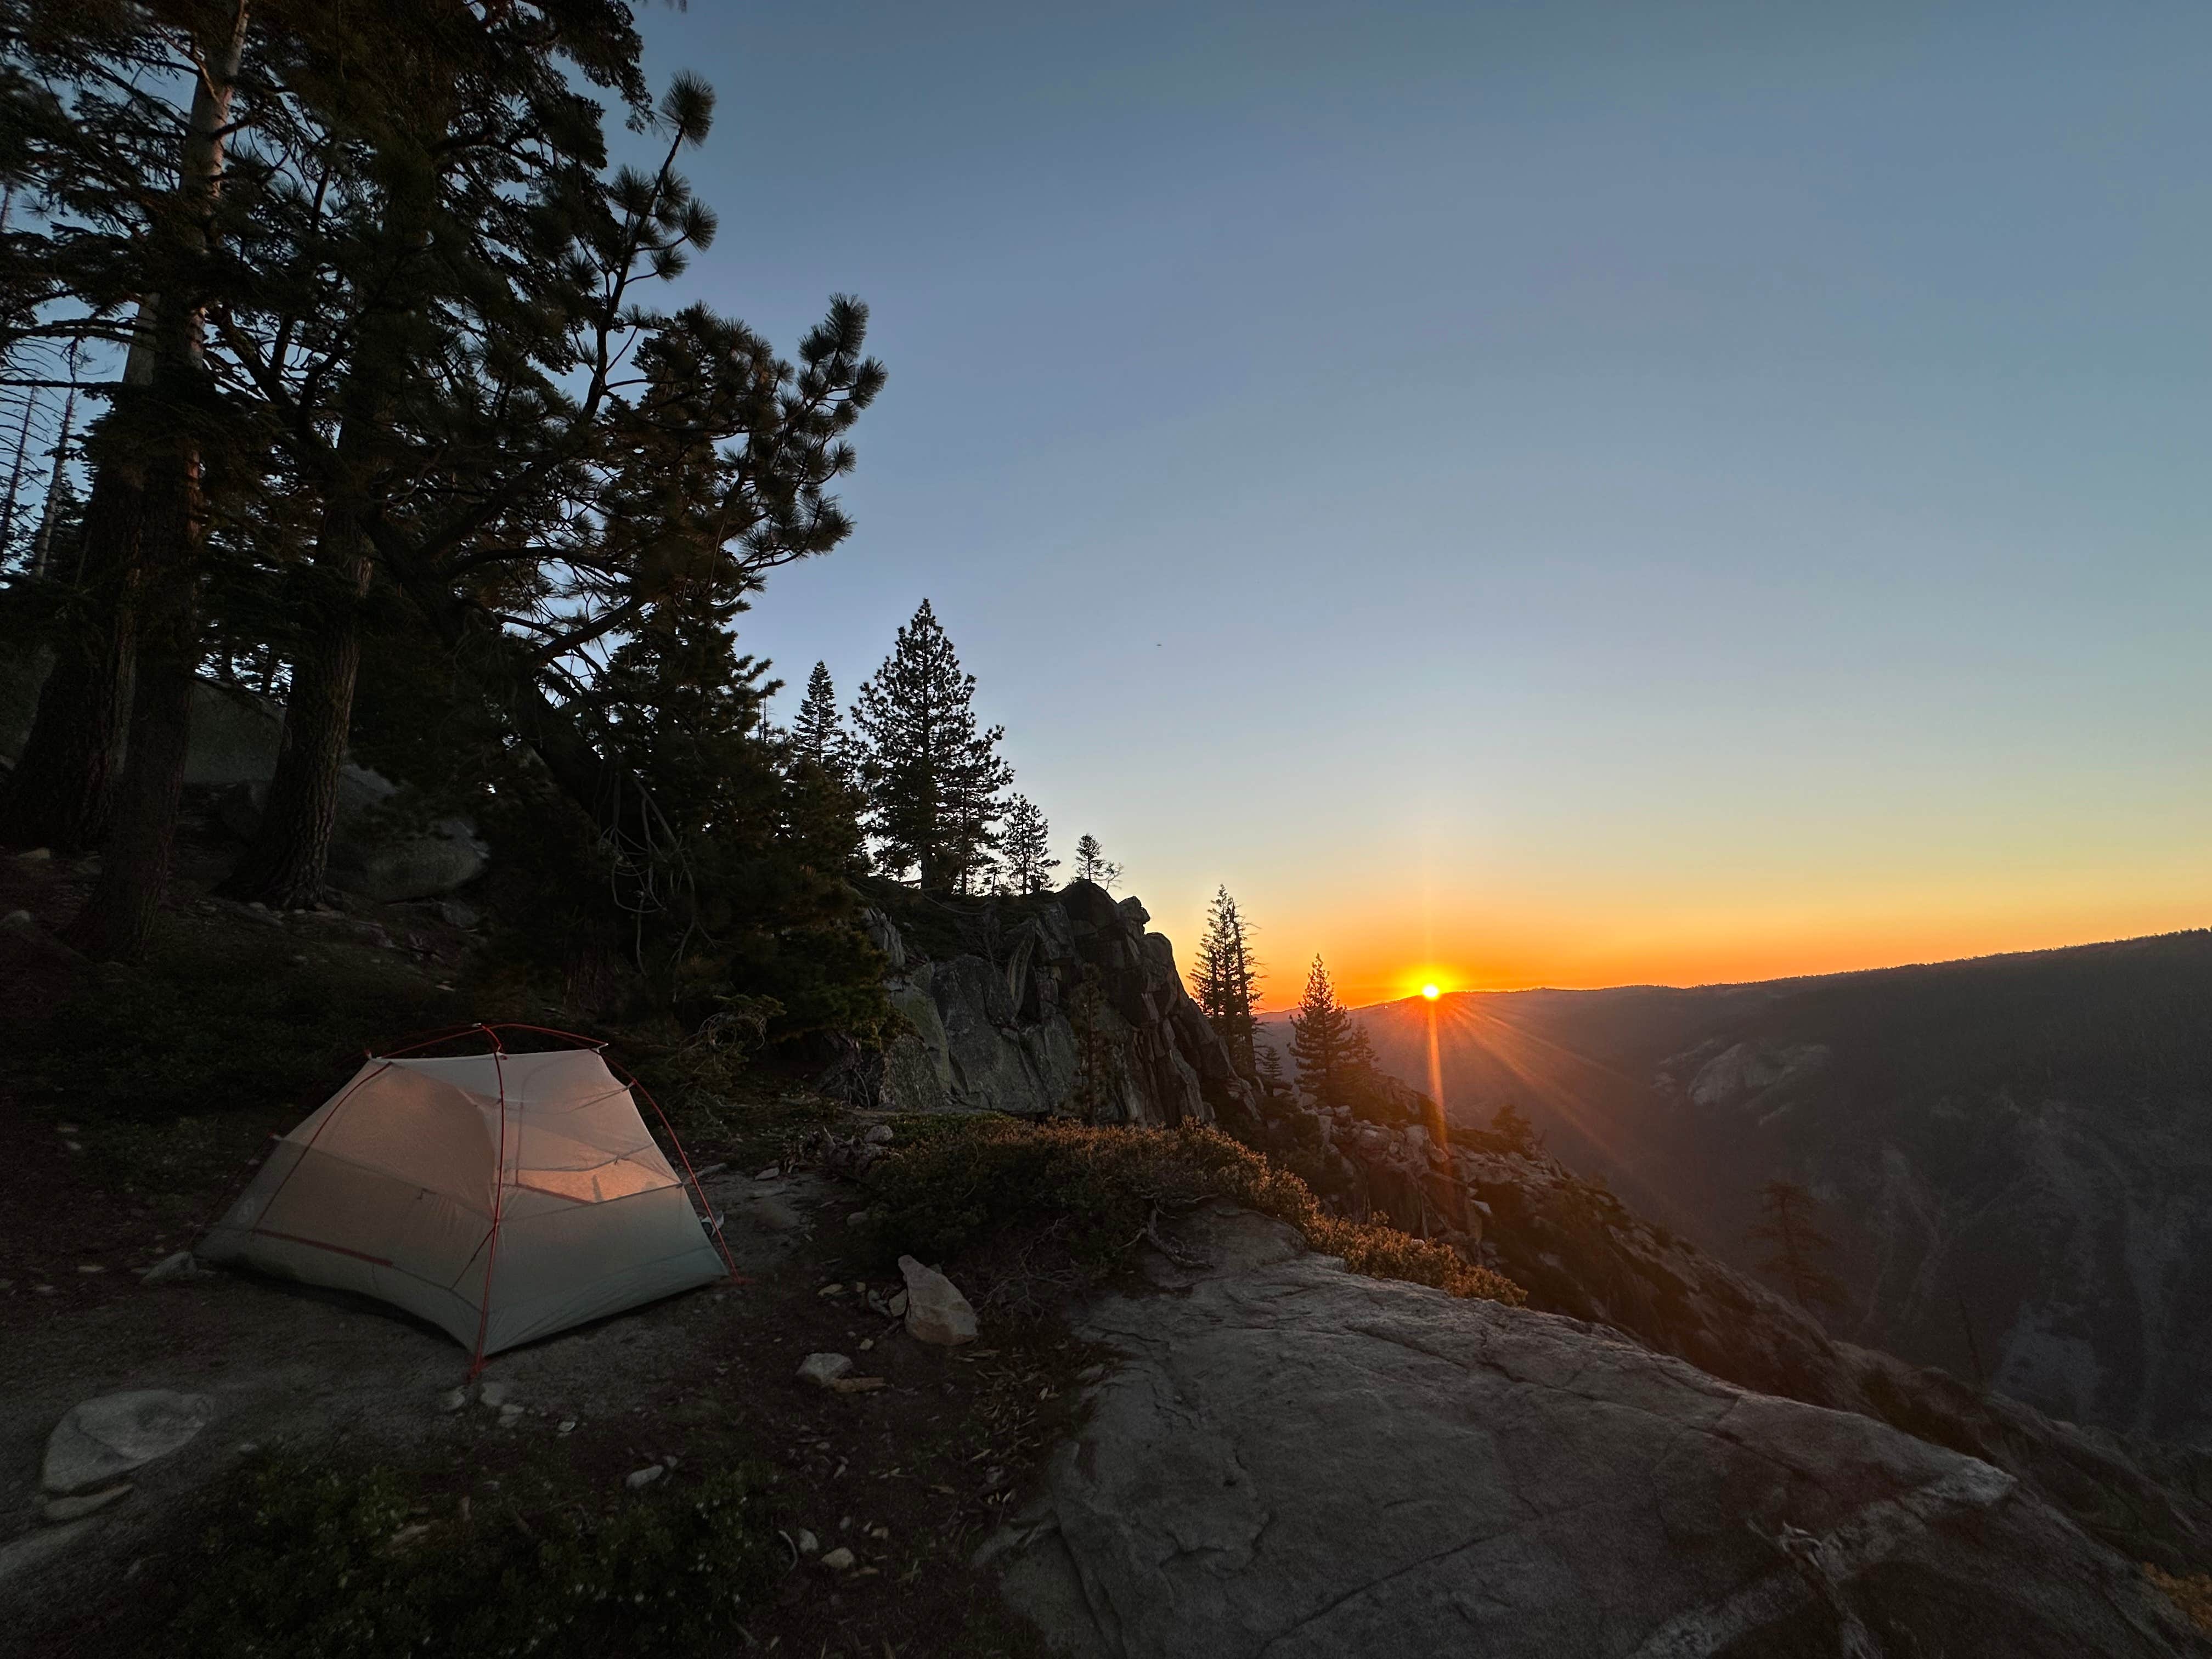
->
[557,1418,577,1435]
[498,1405,523,1429]
[863,1125,894,1145]
[749,1196,804,1232]
[42,1485,131,1523]
[624,1465,665,1490]
[43,1391,215,1495]
[477,1382,510,1408]
[819,1547,855,1571]
[753,1165,780,1181]
[847,1210,872,1228]
[831,1376,888,1395]
[76,1264,104,1275]
[142,1251,209,1285]
[898,1256,978,1347]
[796,1528,820,1554]
[859,1338,874,1352]
[3,909,30,925]
[797,1352,855,1390]
[0,1519,100,1582]
[1077,1364,1107,1384]
[16,848,51,863]
[816,1281,847,1297]
[439,1388,470,1413]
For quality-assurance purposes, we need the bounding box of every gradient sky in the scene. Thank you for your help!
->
[630,2,2212,1007]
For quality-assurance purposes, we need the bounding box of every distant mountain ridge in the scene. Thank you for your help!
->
[1262,929,2212,1445]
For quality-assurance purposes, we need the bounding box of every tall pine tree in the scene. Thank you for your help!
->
[1192,885,1262,1074]
[1289,953,1365,1109]
[851,599,1010,891]
[789,661,854,781]
[1072,833,1119,889]
[1750,1179,1848,1315]
[996,794,1057,893]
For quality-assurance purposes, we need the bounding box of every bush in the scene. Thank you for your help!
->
[866,1118,1523,1310]
[8,919,465,1125]
[166,1451,782,1658]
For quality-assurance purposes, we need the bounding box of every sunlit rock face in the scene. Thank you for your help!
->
[984,1207,2201,1659]
[853,880,1259,1130]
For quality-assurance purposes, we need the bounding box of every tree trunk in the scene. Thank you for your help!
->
[0,407,150,854]
[218,518,370,906]
[57,2,249,955]
[62,463,199,959]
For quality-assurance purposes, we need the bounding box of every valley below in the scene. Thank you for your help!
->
[1318,931,2212,1446]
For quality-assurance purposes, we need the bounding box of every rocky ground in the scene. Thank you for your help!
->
[1,1150,1093,1657]
[989,1206,2206,1658]
[5,847,2212,1656]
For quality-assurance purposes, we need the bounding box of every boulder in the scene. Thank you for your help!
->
[899,1255,978,1346]
[42,1390,214,1496]
[326,812,485,903]
[985,1210,2203,1659]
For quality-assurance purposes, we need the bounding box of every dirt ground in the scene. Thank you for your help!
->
[2,1154,1098,1657]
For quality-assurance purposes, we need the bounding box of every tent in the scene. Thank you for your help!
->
[200,1028,732,1368]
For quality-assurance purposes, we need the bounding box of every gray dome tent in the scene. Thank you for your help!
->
[200,1028,731,1369]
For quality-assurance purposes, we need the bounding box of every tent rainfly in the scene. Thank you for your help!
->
[200,1034,731,1368]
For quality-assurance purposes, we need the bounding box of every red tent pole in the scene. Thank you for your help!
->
[619,1064,743,1282]
[466,1031,510,1379]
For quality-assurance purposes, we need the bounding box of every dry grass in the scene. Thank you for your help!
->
[867,1118,1524,1310]
[2145,1565,2212,1634]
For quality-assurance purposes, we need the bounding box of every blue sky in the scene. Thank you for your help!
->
[629,1,2212,1003]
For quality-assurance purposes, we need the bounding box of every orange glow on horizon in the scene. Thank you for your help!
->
[1244,891,2212,1015]
[1420,982,1441,1001]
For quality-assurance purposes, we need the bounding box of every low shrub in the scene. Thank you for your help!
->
[165,1451,782,1658]
[9,918,465,1125]
[866,1117,1523,1310]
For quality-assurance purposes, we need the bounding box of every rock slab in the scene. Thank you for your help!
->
[985,1211,2204,1659]
[41,1391,213,1496]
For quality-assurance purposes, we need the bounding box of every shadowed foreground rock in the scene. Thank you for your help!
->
[984,1209,2205,1659]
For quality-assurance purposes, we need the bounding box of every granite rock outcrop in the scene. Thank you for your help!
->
[847,881,1259,1130]
[985,1206,2207,1659]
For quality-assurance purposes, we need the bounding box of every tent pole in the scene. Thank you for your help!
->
[467,1044,510,1379]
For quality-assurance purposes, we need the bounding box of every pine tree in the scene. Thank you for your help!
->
[1255,1042,1289,1097]
[1192,885,1262,1074]
[851,600,1011,891]
[1073,833,1120,889]
[1488,1102,1541,1156]
[1750,1179,1848,1315]
[1289,954,1360,1108]
[997,794,1057,894]
[790,661,854,781]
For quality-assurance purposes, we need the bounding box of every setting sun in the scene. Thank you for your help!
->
[1420,983,1441,1001]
